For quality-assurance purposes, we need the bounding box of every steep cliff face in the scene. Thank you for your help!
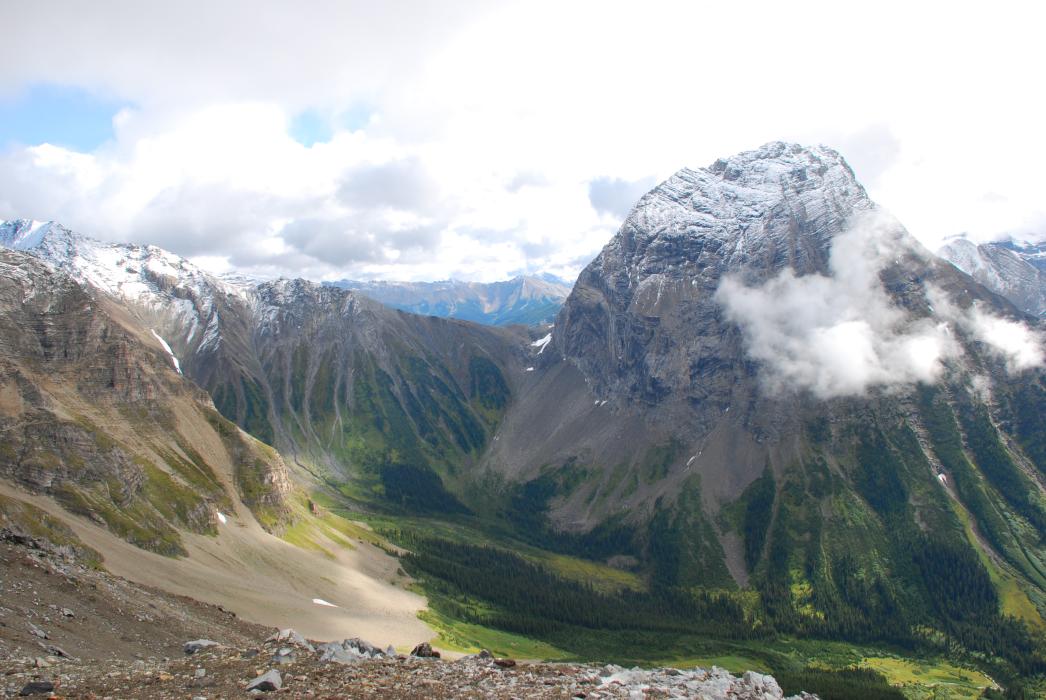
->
[0,222,526,509]
[0,250,291,555]
[939,236,1046,318]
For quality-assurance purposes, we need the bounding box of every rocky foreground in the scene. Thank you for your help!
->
[7,631,816,699]
[0,530,814,699]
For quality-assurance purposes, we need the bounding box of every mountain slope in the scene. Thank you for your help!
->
[327,275,571,326]
[938,236,1046,317]
[0,248,434,645]
[472,143,1046,673]
[0,248,290,554]
[0,220,529,512]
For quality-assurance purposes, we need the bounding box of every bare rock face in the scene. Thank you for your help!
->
[554,143,870,413]
[938,236,1046,318]
[0,250,292,555]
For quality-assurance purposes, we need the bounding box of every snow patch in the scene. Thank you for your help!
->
[216,511,228,524]
[312,598,338,608]
[531,332,552,354]
[150,329,182,374]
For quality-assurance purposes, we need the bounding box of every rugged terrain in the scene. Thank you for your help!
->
[2,141,1045,696]
[938,236,1046,318]
[0,248,433,648]
[0,534,815,699]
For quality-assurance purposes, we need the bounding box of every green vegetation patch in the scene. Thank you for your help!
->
[0,492,103,567]
[419,608,570,660]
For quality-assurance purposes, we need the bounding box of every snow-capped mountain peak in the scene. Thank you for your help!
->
[625,142,870,251]
[0,219,258,367]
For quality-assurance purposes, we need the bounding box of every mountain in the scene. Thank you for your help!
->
[327,275,571,326]
[0,219,529,510]
[4,143,1046,689]
[938,236,1046,317]
[468,143,1046,673]
[999,238,1046,273]
[0,242,437,648]
[0,247,290,555]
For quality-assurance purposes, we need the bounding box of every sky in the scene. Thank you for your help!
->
[0,0,1043,283]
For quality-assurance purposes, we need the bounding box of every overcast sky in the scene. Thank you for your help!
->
[0,0,1043,282]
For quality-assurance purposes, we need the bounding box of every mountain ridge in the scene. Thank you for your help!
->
[327,274,571,327]
[938,235,1046,317]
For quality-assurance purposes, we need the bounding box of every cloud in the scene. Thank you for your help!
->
[279,217,386,266]
[506,171,548,192]
[926,287,1045,372]
[967,308,1045,370]
[2,2,1045,282]
[337,158,442,212]
[717,210,1008,398]
[588,176,657,219]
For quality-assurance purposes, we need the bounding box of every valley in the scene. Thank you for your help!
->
[2,142,1045,698]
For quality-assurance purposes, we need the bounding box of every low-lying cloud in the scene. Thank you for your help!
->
[716,210,1043,398]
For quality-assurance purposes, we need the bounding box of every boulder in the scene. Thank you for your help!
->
[183,639,220,655]
[18,680,55,696]
[266,628,314,652]
[344,636,385,658]
[410,642,441,658]
[246,669,282,692]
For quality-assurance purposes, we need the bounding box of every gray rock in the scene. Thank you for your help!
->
[344,636,384,658]
[18,680,54,696]
[246,669,282,692]
[272,647,296,665]
[460,649,493,662]
[317,641,362,665]
[266,628,314,652]
[183,639,220,655]
[41,644,69,658]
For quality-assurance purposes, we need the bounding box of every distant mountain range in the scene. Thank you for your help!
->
[325,274,572,326]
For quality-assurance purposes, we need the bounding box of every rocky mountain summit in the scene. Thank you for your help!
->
[938,235,1046,317]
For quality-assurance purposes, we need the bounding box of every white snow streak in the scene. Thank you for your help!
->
[150,329,182,374]
[531,332,552,354]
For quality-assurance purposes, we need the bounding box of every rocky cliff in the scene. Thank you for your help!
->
[939,236,1046,317]
[0,249,291,555]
